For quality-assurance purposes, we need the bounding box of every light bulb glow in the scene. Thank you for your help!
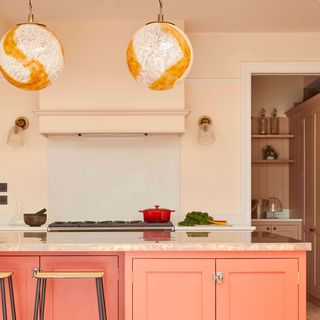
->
[0,23,64,91]
[127,22,193,91]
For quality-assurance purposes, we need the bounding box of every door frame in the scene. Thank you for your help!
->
[240,62,320,225]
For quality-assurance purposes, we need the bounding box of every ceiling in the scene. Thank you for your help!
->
[1,0,320,33]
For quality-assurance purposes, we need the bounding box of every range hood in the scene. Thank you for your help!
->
[34,108,191,135]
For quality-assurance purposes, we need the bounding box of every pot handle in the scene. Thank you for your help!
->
[154,205,175,212]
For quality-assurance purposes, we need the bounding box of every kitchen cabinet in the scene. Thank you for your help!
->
[39,255,119,320]
[0,256,38,320]
[287,93,320,300]
[252,220,302,240]
[216,258,299,320]
[130,257,301,320]
[132,259,215,320]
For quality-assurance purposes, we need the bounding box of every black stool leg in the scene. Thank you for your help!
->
[39,279,47,320]
[0,278,7,320]
[98,278,107,320]
[33,278,42,320]
[96,279,104,320]
[8,276,16,320]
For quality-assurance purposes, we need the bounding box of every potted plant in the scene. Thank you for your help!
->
[262,144,279,160]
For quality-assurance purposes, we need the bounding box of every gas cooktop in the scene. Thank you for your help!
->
[47,220,175,232]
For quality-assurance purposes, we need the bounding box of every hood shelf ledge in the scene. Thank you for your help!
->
[34,109,191,116]
[34,109,191,135]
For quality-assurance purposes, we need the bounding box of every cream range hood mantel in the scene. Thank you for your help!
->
[34,108,191,135]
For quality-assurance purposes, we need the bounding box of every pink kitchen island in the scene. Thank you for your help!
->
[0,230,311,320]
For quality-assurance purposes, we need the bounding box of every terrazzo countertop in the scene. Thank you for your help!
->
[0,225,48,232]
[0,224,255,232]
[252,219,302,222]
[0,231,311,252]
[175,225,256,231]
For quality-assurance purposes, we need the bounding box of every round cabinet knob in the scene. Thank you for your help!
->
[266,227,271,231]
[309,228,315,232]
[273,227,277,231]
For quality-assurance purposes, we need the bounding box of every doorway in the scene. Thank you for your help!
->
[241,62,320,315]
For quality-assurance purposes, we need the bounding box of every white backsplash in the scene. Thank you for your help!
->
[48,135,180,223]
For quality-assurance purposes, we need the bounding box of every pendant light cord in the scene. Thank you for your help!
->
[28,0,34,23]
[158,0,164,21]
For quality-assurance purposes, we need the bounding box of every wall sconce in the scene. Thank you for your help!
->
[7,117,29,147]
[198,116,215,145]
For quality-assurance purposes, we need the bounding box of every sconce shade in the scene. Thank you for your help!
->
[198,117,215,145]
[0,23,64,91]
[7,126,24,147]
[127,22,193,91]
[7,117,29,147]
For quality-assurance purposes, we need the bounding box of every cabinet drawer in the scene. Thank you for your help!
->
[255,225,272,232]
[252,221,302,240]
[271,225,299,239]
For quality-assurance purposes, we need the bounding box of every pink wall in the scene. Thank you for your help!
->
[0,19,47,221]
[39,20,185,110]
[2,26,320,223]
[181,33,320,223]
[0,79,47,221]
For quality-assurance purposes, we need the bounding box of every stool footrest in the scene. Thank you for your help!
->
[34,271,104,279]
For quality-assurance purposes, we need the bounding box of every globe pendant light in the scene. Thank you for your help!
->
[0,0,64,91]
[127,0,193,91]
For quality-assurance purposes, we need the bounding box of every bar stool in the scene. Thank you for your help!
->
[32,270,107,320]
[0,272,16,320]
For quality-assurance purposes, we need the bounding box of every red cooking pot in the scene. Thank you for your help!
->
[139,205,175,223]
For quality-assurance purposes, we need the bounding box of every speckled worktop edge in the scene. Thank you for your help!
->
[0,231,311,252]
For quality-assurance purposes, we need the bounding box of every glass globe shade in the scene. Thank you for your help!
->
[0,23,64,91]
[198,123,215,145]
[127,22,193,91]
[7,126,24,147]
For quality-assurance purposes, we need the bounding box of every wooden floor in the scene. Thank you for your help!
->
[308,302,320,320]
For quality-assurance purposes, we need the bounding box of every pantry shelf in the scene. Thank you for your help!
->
[252,160,294,164]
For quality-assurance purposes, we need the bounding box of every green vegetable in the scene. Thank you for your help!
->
[178,211,213,226]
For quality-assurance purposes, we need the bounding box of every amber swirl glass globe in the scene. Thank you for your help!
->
[0,23,64,91]
[127,22,193,91]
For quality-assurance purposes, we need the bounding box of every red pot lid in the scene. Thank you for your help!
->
[139,205,175,212]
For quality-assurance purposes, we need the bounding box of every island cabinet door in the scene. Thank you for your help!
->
[0,256,39,320]
[132,259,215,320]
[39,255,119,320]
[216,259,299,320]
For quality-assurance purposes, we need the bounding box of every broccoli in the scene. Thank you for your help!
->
[178,211,213,226]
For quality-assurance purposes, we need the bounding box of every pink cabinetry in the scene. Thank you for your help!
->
[40,255,119,320]
[132,259,215,320]
[0,256,38,320]
[129,255,304,320]
[216,259,299,320]
[0,252,307,320]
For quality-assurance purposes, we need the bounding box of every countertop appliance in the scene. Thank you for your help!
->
[47,220,175,232]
